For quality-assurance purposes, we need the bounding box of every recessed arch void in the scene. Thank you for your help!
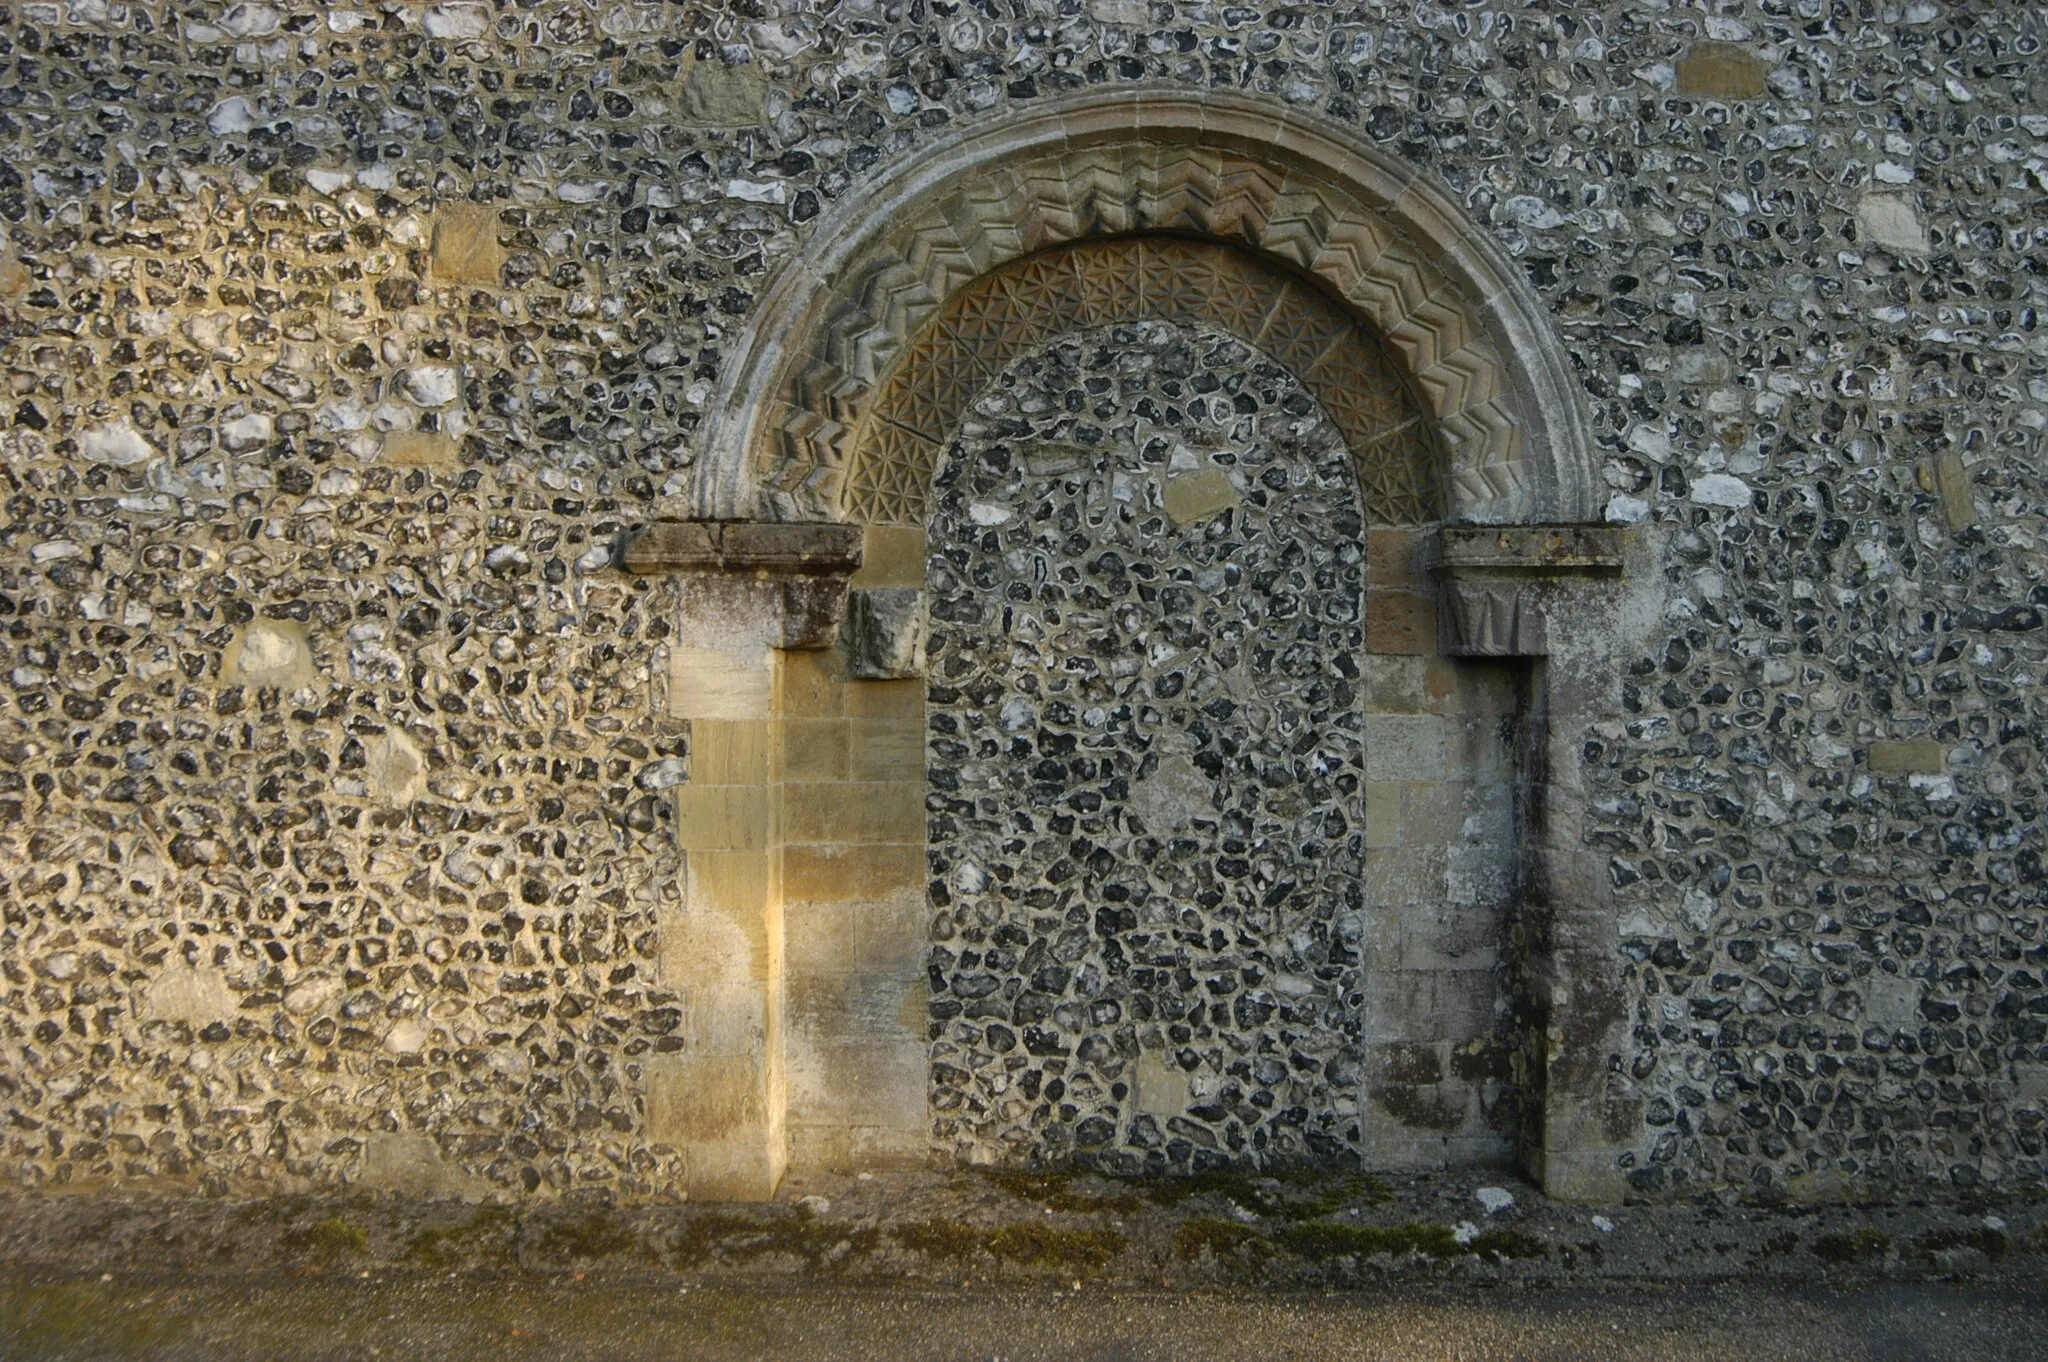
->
[691,88,1598,529]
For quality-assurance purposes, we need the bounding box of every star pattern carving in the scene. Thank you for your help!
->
[841,237,1444,526]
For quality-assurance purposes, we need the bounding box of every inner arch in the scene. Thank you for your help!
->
[842,236,1443,528]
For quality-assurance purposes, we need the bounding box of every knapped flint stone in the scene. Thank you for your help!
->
[3,0,2045,1207]
[842,588,928,679]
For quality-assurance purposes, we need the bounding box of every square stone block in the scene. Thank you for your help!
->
[782,719,850,783]
[673,786,773,851]
[1362,846,1447,907]
[672,646,774,721]
[777,649,846,719]
[782,844,927,905]
[847,717,925,783]
[1363,713,1445,781]
[1867,739,1946,774]
[1363,654,1428,713]
[1364,781,1405,849]
[783,899,857,975]
[852,525,928,589]
[646,1049,770,1147]
[691,720,775,786]
[430,202,506,283]
[784,781,924,844]
[1366,527,1429,590]
[846,677,924,721]
[1675,41,1766,99]
[1367,589,1436,656]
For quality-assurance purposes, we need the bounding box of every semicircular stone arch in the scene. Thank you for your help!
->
[842,236,1443,528]
[698,90,1595,527]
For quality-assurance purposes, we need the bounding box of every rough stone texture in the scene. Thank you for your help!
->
[923,320,1517,1172]
[842,588,927,681]
[0,0,2042,1204]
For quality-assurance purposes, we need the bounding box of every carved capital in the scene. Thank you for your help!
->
[1432,525,1624,658]
[841,588,928,679]
[621,520,863,651]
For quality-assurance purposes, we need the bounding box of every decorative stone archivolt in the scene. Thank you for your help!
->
[842,237,1441,526]
[694,89,1600,529]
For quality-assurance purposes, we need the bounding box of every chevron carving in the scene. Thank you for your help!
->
[833,237,1440,526]
[762,143,1526,524]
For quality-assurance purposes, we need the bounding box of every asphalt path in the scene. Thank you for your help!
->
[2,1274,2043,1361]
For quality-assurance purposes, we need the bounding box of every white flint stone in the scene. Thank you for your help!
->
[399,366,462,407]
[221,412,275,451]
[725,179,787,204]
[79,421,155,467]
[1856,194,1930,255]
[1475,1187,1515,1215]
[1690,473,1752,509]
[219,3,280,38]
[1502,194,1566,229]
[207,97,258,136]
[421,3,489,39]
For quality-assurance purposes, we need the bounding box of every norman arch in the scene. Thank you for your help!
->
[690,89,1599,529]
[632,90,1634,1203]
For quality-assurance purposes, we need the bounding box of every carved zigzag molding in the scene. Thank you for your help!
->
[763,143,1528,525]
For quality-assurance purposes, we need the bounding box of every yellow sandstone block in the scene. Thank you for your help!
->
[690,719,776,785]
[783,781,924,844]
[782,719,850,783]
[851,525,927,588]
[781,844,926,904]
[673,785,773,850]
[430,202,507,283]
[777,649,846,719]
[847,717,924,782]
[845,678,923,721]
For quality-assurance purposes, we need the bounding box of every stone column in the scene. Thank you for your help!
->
[1434,525,1634,1200]
[624,522,862,1200]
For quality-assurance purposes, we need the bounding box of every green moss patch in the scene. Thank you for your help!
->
[671,1213,878,1269]
[889,1218,1127,1270]
[981,1169,1142,1214]
[1138,1168,1391,1221]
[1811,1227,1890,1264]
[1172,1217,1274,1261]
[280,1218,367,1265]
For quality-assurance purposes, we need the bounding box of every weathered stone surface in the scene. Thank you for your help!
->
[1161,469,1241,526]
[1856,194,1931,256]
[138,960,238,1027]
[1867,741,1947,775]
[676,58,770,127]
[360,1132,489,1199]
[1674,42,1768,99]
[842,589,927,680]
[226,619,316,689]
[430,204,506,283]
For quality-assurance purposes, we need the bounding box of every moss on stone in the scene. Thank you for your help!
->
[1811,1228,1891,1264]
[981,1169,1142,1214]
[280,1217,367,1265]
[1171,1217,1273,1261]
